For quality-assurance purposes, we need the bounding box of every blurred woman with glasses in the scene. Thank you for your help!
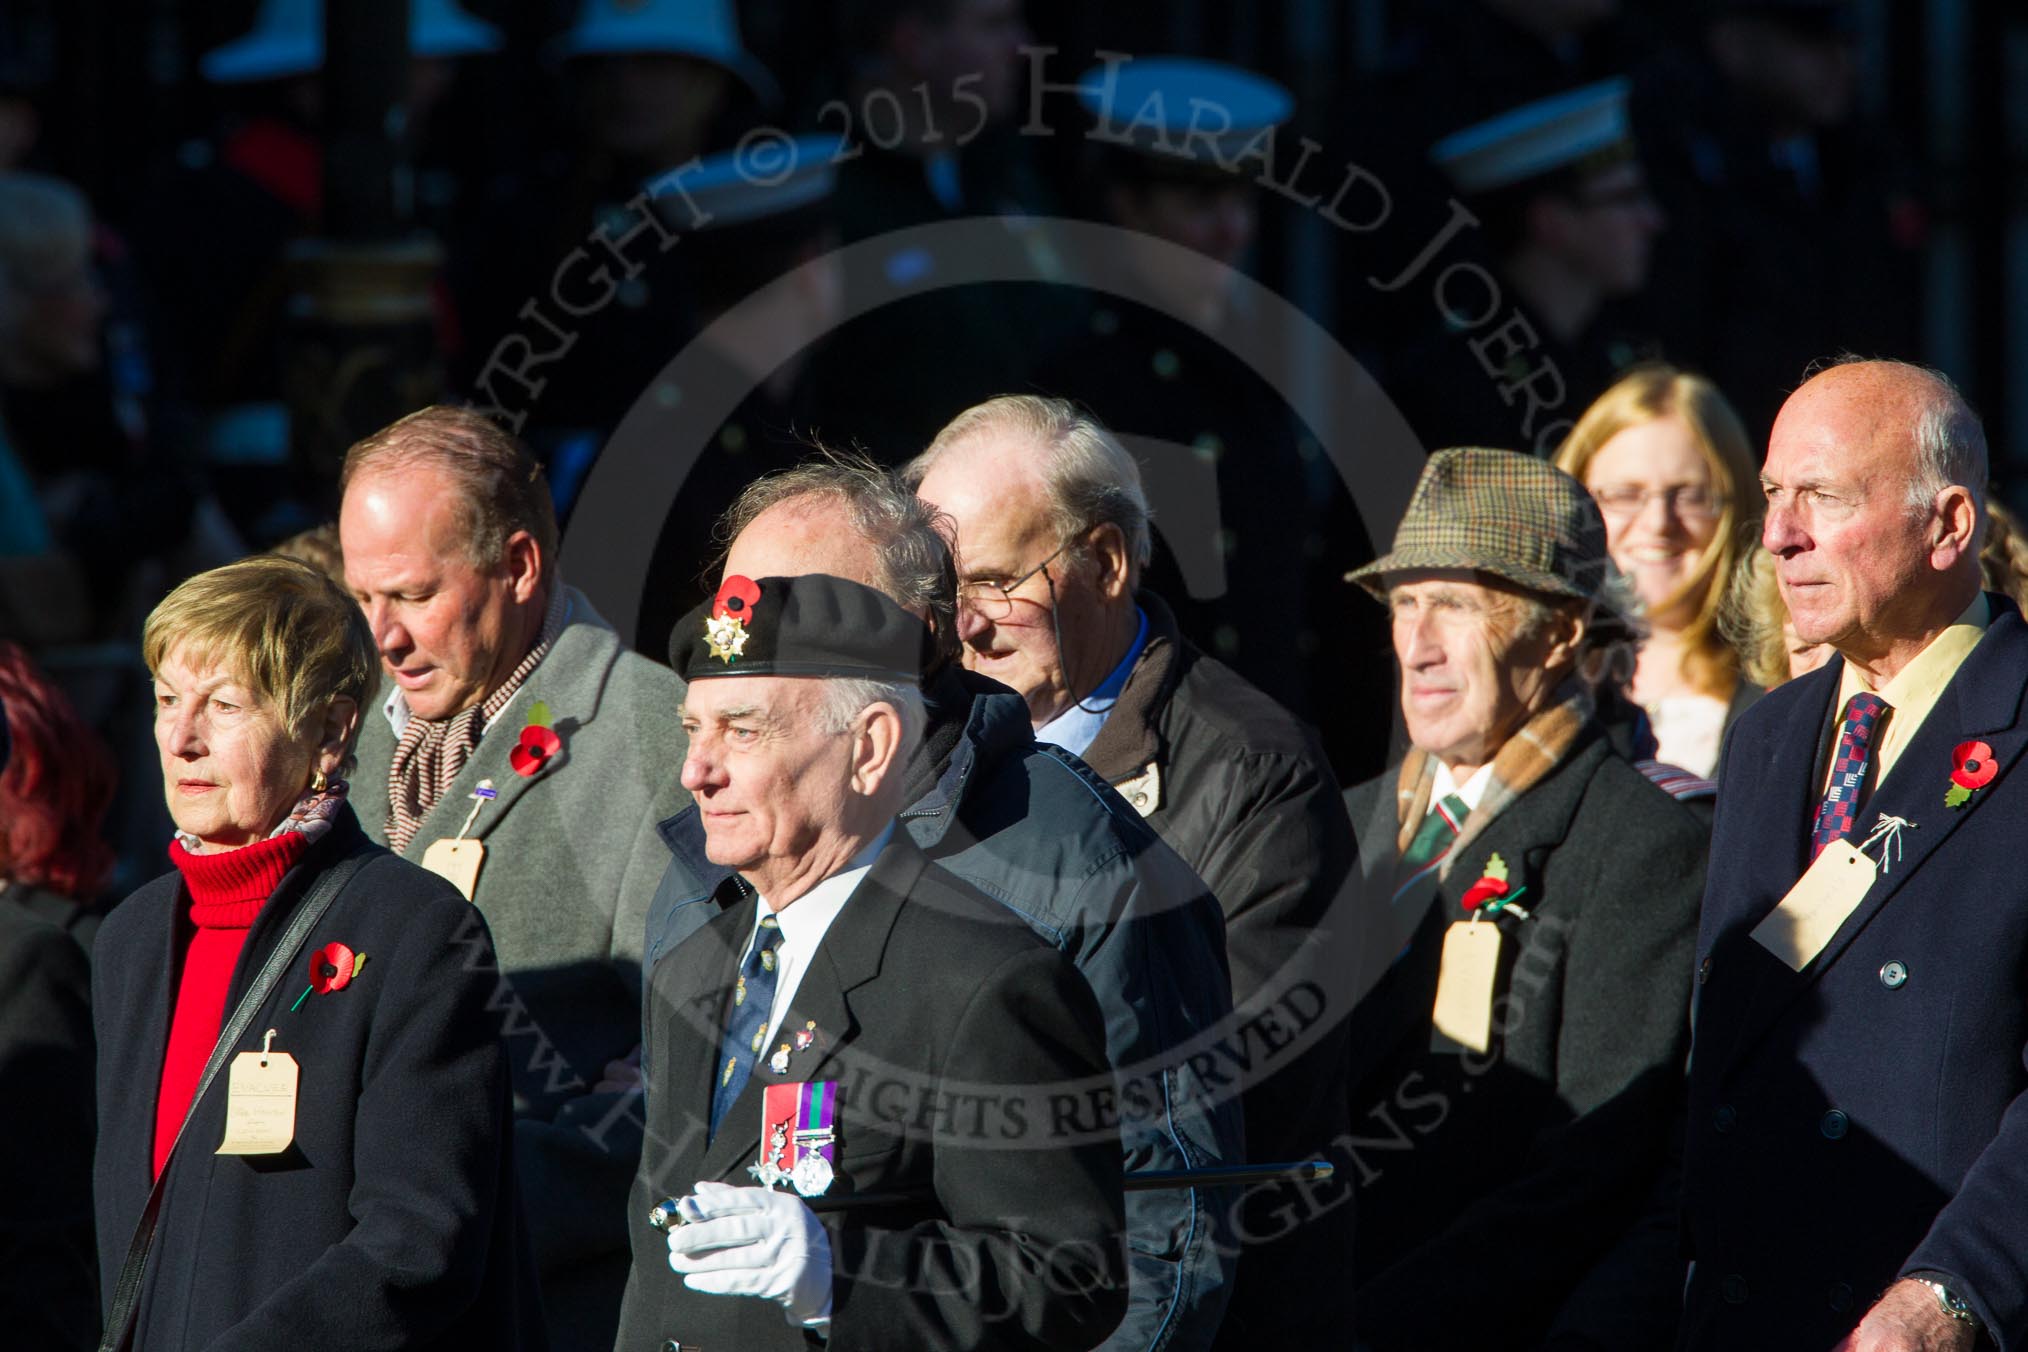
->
[1556,364,1763,777]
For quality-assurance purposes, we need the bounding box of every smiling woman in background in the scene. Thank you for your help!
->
[91,554,540,1351]
[1556,365,1763,777]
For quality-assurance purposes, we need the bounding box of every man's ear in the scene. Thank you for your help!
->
[1087,522,1135,603]
[502,530,543,604]
[1931,485,1980,568]
[1539,604,1588,675]
[849,702,904,798]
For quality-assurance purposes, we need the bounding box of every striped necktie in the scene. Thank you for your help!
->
[1397,792,1470,898]
[709,913,782,1141]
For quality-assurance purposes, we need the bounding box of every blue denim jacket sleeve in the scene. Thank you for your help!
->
[912,755,1245,1352]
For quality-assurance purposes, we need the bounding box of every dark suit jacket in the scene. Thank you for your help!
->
[0,885,96,1351]
[1344,728,1706,1351]
[615,832,1127,1352]
[91,809,543,1352]
[1683,598,2028,1348]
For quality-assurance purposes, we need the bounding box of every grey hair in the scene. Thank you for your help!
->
[718,448,960,672]
[1814,354,1988,528]
[1509,570,1648,692]
[816,678,925,765]
[0,172,92,352]
[1907,373,1988,524]
[906,395,1154,582]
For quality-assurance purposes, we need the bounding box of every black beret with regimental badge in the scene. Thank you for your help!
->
[669,573,930,684]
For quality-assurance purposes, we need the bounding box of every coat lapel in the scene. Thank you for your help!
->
[374,587,620,857]
[648,897,748,1165]
[1727,611,2028,1052]
[1698,661,1839,1078]
[695,837,921,1182]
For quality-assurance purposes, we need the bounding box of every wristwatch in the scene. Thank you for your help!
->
[1910,1276,1983,1330]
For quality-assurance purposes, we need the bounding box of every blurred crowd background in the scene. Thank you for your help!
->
[1,0,2024,902]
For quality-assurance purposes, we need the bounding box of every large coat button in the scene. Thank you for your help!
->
[1722,1274,1749,1305]
[1714,1105,1738,1133]
[1821,1109,1849,1140]
[1880,961,1909,989]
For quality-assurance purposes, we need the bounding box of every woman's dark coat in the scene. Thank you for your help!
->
[92,808,544,1351]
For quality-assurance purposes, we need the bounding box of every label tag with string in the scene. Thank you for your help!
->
[421,780,495,900]
[218,1029,298,1155]
[1431,916,1502,1054]
[1750,816,1912,972]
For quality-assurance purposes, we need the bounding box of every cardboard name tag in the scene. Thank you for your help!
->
[217,1049,299,1155]
[1749,838,1877,972]
[420,837,485,900]
[1432,921,1502,1054]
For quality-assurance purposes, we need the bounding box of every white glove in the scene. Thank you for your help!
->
[666,1180,834,1327]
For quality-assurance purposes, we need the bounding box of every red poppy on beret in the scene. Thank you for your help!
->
[714,575,763,621]
[510,724,562,777]
[1951,740,1998,790]
[309,941,355,995]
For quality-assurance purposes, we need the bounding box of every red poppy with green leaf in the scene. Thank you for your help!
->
[511,699,561,777]
[1460,853,1532,919]
[1461,854,1512,912]
[1946,739,1998,808]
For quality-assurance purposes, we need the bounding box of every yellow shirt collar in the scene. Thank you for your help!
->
[1829,593,1990,789]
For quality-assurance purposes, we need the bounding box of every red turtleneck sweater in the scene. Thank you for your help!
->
[154,833,309,1178]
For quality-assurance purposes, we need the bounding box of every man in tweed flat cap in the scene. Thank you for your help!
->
[1340,447,1708,1350]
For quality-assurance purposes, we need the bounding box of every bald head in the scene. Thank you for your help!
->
[724,496,892,592]
[715,453,961,672]
[1761,358,1986,681]
[1784,359,1987,516]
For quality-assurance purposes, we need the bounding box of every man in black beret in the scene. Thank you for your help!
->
[615,572,1127,1352]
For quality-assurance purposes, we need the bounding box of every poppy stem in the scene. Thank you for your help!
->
[290,984,313,1012]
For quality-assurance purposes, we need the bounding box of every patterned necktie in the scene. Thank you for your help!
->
[1396,793,1470,897]
[709,913,783,1141]
[1811,692,1889,860]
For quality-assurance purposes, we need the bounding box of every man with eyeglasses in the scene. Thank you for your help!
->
[907,395,1357,1352]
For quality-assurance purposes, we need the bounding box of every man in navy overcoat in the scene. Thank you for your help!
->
[1684,358,2017,1350]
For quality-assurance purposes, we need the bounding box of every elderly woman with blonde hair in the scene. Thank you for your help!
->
[1556,364,1763,777]
[91,555,540,1351]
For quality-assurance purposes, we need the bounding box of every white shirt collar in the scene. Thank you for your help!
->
[745,822,894,1045]
[1431,760,1495,813]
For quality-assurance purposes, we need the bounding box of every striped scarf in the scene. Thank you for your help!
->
[386,587,566,853]
[1392,681,1592,881]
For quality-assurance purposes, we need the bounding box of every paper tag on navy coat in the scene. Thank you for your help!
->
[1432,921,1501,1054]
[217,1050,298,1155]
[1750,838,1876,972]
[420,837,485,900]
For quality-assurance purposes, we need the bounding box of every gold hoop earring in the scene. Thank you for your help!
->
[312,768,329,793]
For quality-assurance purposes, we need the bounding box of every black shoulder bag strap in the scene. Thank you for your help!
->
[96,850,372,1352]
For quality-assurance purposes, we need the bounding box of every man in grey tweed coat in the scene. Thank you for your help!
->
[339,405,689,1352]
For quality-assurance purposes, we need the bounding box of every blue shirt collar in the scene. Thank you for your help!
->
[1032,606,1148,760]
